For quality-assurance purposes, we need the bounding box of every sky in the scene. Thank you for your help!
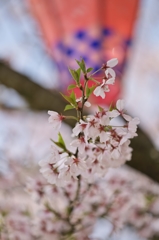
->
[0,0,59,89]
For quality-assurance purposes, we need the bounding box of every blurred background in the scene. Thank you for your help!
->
[0,0,159,239]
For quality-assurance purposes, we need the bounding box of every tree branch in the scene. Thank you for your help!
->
[0,61,159,183]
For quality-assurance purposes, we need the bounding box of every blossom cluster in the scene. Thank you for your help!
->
[0,58,142,240]
[93,58,118,99]
[40,99,139,186]
[1,166,159,240]
[36,58,141,238]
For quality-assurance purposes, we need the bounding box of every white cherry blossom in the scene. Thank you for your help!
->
[72,120,88,136]
[109,99,132,121]
[50,145,61,163]
[93,79,110,99]
[76,97,91,107]
[99,110,110,125]
[84,101,91,107]
[93,74,116,99]
[105,67,116,78]
[128,117,140,133]
[70,136,87,153]
[48,111,64,130]
[39,157,60,184]
[96,124,110,142]
[106,77,115,85]
[86,116,99,141]
[65,156,86,178]
[105,58,118,79]
[107,58,118,67]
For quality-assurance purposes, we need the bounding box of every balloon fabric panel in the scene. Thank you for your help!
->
[28,0,139,105]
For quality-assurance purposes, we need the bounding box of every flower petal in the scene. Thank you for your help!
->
[93,86,102,97]
[107,58,118,67]
[84,101,91,107]
[105,68,116,78]
[123,114,132,122]
[108,110,120,118]
[116,99,124,111]
[106,77,115,85]
[48,110,58,116]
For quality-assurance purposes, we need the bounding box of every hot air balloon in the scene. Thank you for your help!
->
[28,0,139,105]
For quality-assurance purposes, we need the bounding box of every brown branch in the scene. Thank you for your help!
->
[0,61,75,126]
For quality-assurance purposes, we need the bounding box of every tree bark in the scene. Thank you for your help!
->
[0,61,76,126]
[1,61,159,182]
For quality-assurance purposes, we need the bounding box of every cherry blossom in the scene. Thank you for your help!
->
[39,153,64,185]
[93,71,116,99]
[109,99,133,121]
[70,136,87,153]
[72,120,88,136]
[107,58,118,68]
[105,67,116,79]
[65,156,87,178]
[93,58,118,99]
[76,97,91,107]
[39,158,60,185]
[104,58,118,79]
[93,76,116,99]
[93,79,110,99]
[43,102,139,186]
[0,58,143,240]
[48,111,64,130]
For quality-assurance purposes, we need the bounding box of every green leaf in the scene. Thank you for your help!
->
[98,105,104,112]
[52,141,65,149]
[50,133,66,151]
[86,85,96,98]
[70,91,77,107]
[87,67,93,73]
[67,84,76,90]
[81,59,86,73]
[70,91,76,101]
[68,68,79,84]
[76,59,86,73]
[64,104,75,111]
[104,126,112,131]
[61,92,78,108]
[76,68,81,81]
[60,92,75,105]
[86,84,90,98]
[51,138,62,149]
[109,102,115,111]
[58,132,66,148]
[89,85,96,95]
[145,194,156,204]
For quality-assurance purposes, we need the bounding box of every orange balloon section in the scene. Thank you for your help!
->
[28,0,139,105]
